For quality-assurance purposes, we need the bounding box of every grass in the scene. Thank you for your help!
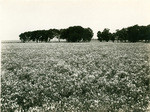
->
[1,41,150,112]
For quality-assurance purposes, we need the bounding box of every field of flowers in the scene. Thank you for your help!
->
[1,42,150,112]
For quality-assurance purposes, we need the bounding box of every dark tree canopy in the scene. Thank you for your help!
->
[19,26,93,43]
[83,27,94,42]
[97,24,150,43]
[20,24,150,43]
[63,26,84,42]
[115,28,128,42]
[59,26,93,42]
[97,28,111,42]
[97,31,102,42]
[19,29,61,43]
[127,25,140,42]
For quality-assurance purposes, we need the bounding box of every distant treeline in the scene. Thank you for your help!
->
[97,24,150,42]
[19,24,150,43]
[19,26,93,43]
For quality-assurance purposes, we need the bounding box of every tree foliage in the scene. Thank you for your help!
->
[19,29,60,43]
[19,26,93,43]
[97,24,150,42]
[60,26,93,42]
[97,28,111,42]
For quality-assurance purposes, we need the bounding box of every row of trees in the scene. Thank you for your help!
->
[20,24,150,43]
[19,26,93,43]
[19,29,60,43]
[97,24,150,42]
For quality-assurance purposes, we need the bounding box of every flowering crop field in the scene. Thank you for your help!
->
[1,42,150,112]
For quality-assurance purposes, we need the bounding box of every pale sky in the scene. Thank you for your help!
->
[0,0,150,40]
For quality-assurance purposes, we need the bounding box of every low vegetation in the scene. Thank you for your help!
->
[1,42,150,111]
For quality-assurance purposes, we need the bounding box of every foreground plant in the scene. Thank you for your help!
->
[1,42,150,111]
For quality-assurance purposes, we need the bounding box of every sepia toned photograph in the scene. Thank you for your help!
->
[1,0,150,111]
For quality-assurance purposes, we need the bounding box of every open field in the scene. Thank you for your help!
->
[1,42,150,112]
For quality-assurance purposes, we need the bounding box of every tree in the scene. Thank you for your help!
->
[97,31,102,42]
[138,26,147,41]
[19,32,31,43]
[51,29,61,42]
[19,26,94,43]
[127,25,140,42]
[60,26,93,42]
[110,33,115,42]
[115,28,128,42]
[66,26,84,42]
[97,29,111,42]
[145,25,150,42]
[60,29,67,41]
[33,31,42,42]
[19,33,26,43]
[97,24,150,43]
[101,28,111,42]
[82,28,93,42]
[46,30,54,42]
